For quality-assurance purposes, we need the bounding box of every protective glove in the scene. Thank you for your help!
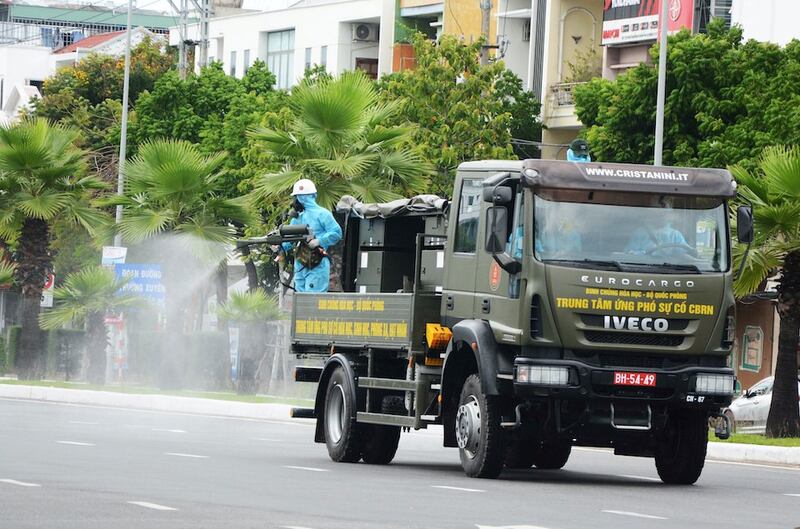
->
[307,238,321,250]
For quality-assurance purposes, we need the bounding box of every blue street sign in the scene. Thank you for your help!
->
[114,264,165,306]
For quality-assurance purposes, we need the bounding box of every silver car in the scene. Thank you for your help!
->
[724,375,800,434]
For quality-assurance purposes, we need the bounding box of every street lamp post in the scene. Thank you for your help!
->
[113,0,133,247]
[653,0,669,166]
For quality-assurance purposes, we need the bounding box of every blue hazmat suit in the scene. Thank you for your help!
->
[625,224,687,256]
[282,193,342,292]
[567,148,591,163]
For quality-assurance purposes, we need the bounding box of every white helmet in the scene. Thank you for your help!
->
[291,178,317,196]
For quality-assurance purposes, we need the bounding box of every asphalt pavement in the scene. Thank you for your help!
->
[1,397,798,529]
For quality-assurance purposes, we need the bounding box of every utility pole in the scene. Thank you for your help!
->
[113,0,133,247]
[480,0,492,65]
[653,0,669,166]
[199,0,210,68]
[178,0,188,79]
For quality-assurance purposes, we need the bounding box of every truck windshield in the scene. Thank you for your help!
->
[534,189,729,273]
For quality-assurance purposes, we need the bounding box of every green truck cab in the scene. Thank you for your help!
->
[289,159,753,484]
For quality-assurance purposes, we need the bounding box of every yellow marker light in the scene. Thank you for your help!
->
[426,323,452,351]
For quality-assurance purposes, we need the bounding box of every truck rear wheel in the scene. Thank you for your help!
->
[532,441,571,470]
[654,410,708,485]
[323,366,362,463]
[361,396,404,465]
[456,374,505,478]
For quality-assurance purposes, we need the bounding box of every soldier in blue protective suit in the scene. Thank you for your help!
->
[280,179,342,292]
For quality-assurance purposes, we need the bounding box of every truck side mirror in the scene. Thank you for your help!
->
[737,205,754,244]
[485,206,508,254]
[482,186,513,205]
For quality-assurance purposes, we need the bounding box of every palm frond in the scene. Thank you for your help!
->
[117,208,174,243]
[218,289,283,323]
[0,260,15,286]
[733,243,783,297]
[760,145,800,201]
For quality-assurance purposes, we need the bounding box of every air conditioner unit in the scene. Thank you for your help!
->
[352,23,379,42]
[522,19,531,42]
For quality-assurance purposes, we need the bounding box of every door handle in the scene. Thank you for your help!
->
[481,298,491,314]
[446,295,454,310]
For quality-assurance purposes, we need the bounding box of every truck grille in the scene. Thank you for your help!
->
[583,331,683,347]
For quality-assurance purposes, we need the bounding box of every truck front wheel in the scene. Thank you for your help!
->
[323,366,362,463]
[456,374,505,478]
[654,410,708,485]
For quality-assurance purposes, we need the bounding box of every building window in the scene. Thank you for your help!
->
[355,57,378,80]
[243,49,250,74]
[230,50,237,77]
[320,45,327,70]
[305,47,312,71]
[267,29,295,89]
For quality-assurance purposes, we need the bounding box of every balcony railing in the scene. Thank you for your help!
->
[550,82,587,107]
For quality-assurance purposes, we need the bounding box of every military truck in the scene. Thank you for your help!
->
[287,159,754,484]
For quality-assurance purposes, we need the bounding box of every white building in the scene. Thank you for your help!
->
[170,0,396,89]
[0,44,50,108]
[731,0,800,46]
[51,27,160,70]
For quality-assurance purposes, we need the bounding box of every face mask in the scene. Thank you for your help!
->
[292,197,305,213]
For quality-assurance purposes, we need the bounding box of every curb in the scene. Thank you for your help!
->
[707,441,800,467]
[0,384,302,422]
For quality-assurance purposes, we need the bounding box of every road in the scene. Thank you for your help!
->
[1,398,798,529]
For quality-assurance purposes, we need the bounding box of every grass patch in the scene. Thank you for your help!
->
[0,379,313,406]
[709,430,800,447]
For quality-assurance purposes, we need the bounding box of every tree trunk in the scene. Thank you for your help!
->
[236,321,258,394]
[85,312,108,385]
[767,250,800,438]
[15,218,50,380]
[240,246,259,292]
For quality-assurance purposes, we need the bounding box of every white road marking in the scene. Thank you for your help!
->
[0,479,41,487]
[164,452,208,459]
[281,526,317,529]
[152,428,186,433]
[784,493,800,497]
[706,459,800,472]
[432,485,486,493]
[56,441,95,446]
[602,510,667,520]
[476,525,551,529]
[283,465,329,472]
[252,438,279,442]
[68,420,98,425]
[127,501,178,511]
[618,474,661,482]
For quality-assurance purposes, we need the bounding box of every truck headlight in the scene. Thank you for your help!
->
[516,365,570,385]
[694,374,735,395]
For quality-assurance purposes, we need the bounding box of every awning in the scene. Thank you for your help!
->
[521,160,737,198]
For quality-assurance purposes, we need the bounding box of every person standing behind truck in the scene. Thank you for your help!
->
[278,179,342,292]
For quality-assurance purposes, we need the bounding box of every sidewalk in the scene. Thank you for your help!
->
[2,383,798,467]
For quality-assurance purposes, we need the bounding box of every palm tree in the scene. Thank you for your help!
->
[0,119,108,380]
[0,260,15,285]
[250,71,432,209]
[106,139,254,387]
[217,290,283,394]
[39,266,144,385]
[732,146,800,438]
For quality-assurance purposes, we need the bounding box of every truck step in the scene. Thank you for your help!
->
[294,366,323,383]
[358,377,417,391]
[357,412,417,427]
[290,407,317,419]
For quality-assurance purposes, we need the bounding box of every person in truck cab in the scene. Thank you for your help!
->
[624,217,688,256]
[279,179,342,292]
[535,218,582,258]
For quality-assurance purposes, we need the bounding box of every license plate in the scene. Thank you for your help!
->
[613,371,657,387]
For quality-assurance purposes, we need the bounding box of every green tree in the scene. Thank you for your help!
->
[0,259,14,285]
[107,139,253,387]
[0,120,108,379]
[732,146,800,438]
[574,20,800,168]
[250,70,432,209]
[378,34,539,196]
[40,266,144,385]
[217,290,282,394]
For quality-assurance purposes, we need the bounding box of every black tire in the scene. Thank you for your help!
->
[323,366,362,463]
[654,410,708,485]
[531,441,571,470]
[456,374,506,478]
[505,439,536,469]
[361,396,404,465]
